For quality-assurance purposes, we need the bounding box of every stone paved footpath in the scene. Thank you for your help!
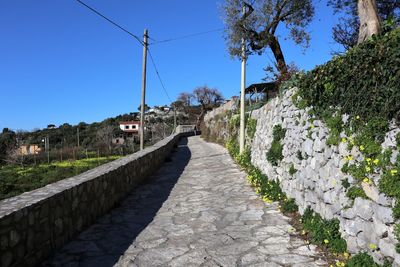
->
[42,136,328,267]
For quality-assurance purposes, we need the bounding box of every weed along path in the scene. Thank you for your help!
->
[42,136,327,267]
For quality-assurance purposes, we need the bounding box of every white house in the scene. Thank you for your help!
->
[119,121,140,134]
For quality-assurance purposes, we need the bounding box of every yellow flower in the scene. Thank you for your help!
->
[336,261,345,267]
[301,230,306,235]
[373,159,379,165]
[391,169,398,176]
[346,155,353,161]
[343,252,350,259]
[310,125,315,129]
[365,166,371,172]
[363,178,371,184]
[369,243,378,250]
[366,158,372,164]
[360,145,365,151]
[356,115,360,119]
[324,239,329,244]
[341,138,347,143]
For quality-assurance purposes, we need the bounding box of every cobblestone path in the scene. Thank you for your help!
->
[43,136,328,267]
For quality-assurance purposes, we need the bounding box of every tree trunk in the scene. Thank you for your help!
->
[269,36,288,76]
[357,0,381,44]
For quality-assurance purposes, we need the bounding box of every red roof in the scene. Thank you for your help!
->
[119,121,140,125]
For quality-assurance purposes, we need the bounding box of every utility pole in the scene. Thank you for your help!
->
[239,5,247,154]
[140,29,148,150]
[239,2,253,154]
[77,127,80,148]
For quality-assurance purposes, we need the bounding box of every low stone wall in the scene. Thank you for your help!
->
[0,133,186,267]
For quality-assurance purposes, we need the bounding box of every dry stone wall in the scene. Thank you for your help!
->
[203,88,400,265]
[0,133,186,267]
[250,88,399,265]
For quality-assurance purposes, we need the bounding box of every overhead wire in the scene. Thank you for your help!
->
[149,28,224,45]
[75,0,224,105]
[146,47,172,103]
[75,0,143,46]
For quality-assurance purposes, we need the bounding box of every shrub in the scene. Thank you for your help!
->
[301,207,347,253]
[273,124,286,141]
[266,142,284,166]
[346,186,368,200]
[289,164,297,176]
[296,28,400,124]
[281,198,298,213]
[267,125,286,166]
[246,118,257,139]
[346,252,379,267]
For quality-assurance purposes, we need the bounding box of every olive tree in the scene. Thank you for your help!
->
[221,0,314,75]
[329,0,399,49]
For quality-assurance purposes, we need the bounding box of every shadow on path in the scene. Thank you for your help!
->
[41,137,191,267]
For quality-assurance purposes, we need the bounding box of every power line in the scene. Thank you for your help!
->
[76,0,143,46]
[147,47,172,103]
[149,28,224,45]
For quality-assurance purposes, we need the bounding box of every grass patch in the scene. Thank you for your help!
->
[0,156,121,200]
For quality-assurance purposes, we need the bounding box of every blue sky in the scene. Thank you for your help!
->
[0,0,342,131]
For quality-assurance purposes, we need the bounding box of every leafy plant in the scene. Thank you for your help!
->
[301,206,347,253]
[246,118,257,140]
[289,164,297,176]
[281,198,298,212]
[346,252,379,267]
[346,186,368,200]
[267,125,286,166]
[266,142,284,166]
[296,28,400,124]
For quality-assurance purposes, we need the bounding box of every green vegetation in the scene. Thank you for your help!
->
[266,125,286,166]
[246,118,257,139]
[289,164,297,176]
[226,138,285,203]
[281,198,298,213]
[346,186,368,200]
[0,156,121,200]
[302,206,347,253]
[296,28,400,125]
[341,178,350,190]
[345,252,380,267]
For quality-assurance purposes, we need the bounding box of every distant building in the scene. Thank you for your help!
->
[119,121,140,134]
[19,144,41,155]
[112,137,125,145]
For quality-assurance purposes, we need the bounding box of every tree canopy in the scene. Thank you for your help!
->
[221,0,314,75]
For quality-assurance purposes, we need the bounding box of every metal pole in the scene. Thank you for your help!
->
[239,5,247,154]
[140,29,148,150]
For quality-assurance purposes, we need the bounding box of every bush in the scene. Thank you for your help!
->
[346,186,368,200]
[267,125,286,166]
[281,198,298,213]
[346,252,379,267]
[296,28,400,124]
[266,142,284,166]
[289,164,297,176]
[302,207,347,253]
[246,118,257,139]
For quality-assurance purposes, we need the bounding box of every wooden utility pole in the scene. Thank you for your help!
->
[77,127,80,147]
[239,5,247,154]
[140,29,148,150]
